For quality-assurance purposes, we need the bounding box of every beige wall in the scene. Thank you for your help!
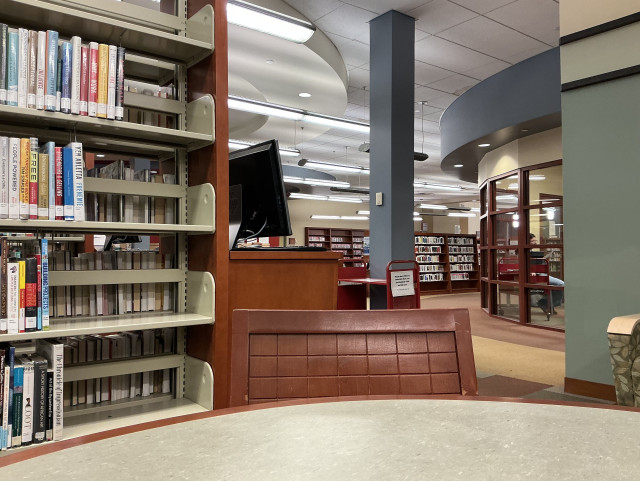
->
[478,128,562,184]
[560,0,639,36]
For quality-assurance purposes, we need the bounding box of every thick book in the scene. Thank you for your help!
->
[27,30,37,109]
[19,356,34,445]
[29,137,38,219]
[25,257,36,332]
[44,30,59,111]
[79,44,88,116]
[11,364,22,447]
[88,42,98,117]
[115,47,125,121]
[62,147,73,220]
[6,29,18,107]
[0,136,8,218]
[54,146,63,219]
[36,340,63,441]
[18,259,25,333]
[97,44,108,118]
[60,42,71,114]
[19,137,29,219]
[0,24,8,105]
[70,36,81,115]
[38,149,48,219]
[8,137,19,219]
[41,238,49,330]
[36,31,46,110]
[67,142,84,221]
[7,259,18,335]
[17,28,28,108]
[31,355,47,443]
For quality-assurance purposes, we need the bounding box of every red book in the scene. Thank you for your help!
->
[55,147,63,220]
[80,45,89,116]
[88,42,98,117]
[29,140,38,219]
[25,257,37,332]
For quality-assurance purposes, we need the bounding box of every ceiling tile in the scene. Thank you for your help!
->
[486,0,559,46]
[462,59,511,80]
[503,44,550,64]
[415,84,451,102]
[410,0,478,35]
[348,67,370,89]
[415,61,454,85]
[413,116,441,133]
[314,4,378,43]
[448,0,516,14]
[283,0,344,22]
[437,16,548,59]
[415,36,497,71]
[330,38,370,68]
[427,74,478,95]
[414,104,442,117]
[343,0,435,15]
[347,86,368,104]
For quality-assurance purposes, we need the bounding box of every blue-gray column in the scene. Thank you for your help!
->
[369,10,415,309]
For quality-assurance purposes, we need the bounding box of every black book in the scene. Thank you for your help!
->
[31,355,47,443]
[25,257,37,332]
[46,369,53,441]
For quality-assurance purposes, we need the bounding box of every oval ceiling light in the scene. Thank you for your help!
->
[454,164,463,168]
[298,92,312,98]
[478,143,491,148]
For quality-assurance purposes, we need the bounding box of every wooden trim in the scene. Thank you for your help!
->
[520,159,562,172]
[562,65,640,92]
[560,11,640,45]
[564,377,617,402]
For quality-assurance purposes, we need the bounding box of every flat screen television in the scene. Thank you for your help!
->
[229,139,292,249]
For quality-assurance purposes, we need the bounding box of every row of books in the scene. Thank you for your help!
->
[419,264,444,273]
[49,250,174,272]
[451,273,472,280]
[415,236,445,245]
[0,25,124,120]
[0,238,50,335]
[448,237,475,245]
[448,246,474,254]
[415,254,440,264]
[415,246,442,254]
[450,255,475,263]
[0,137,84,221]
[419,273,445,282]
[0,339,64,450]
[450,263,475,272]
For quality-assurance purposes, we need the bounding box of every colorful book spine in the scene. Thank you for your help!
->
[29,137,38,219]
[0,240,6,334]
[17,28,28,108]
[7,259,19,334]
[38,148,48,219]
[55,51,61,112]
[25,257,36,332]
[115,47,125,121]
[8,138,19,219]
[0,137,8,218]
[19,138,29,220]
[41,238,49,330]
[20,358,33,444]
[97,44,108,118]
[70,36,81,115]
[36,340,63,441]
[2,365,9,449]
[107,45,117,120]
[18,259,25,333]
[68,142,84,221]
[54,147,63,220]
[36,31,46,110]
[44,30,58,111]
[36,254,41,330]
[80,44,88,116]
[27,30,37,109]
[44,142,55,220]
[88,42,98,117]
[10,364,22,447]
[7,29,18,107]
[60,42,71,114]
[0,24,8,105]
[62,147,73,220]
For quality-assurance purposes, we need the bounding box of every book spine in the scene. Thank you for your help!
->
[18,259,25,333]
[36,341,63,440]
[0,24,7,105]
[6,346,14,447]
[0,239,5,334]
[107,45,117,120]
[46,142,55,220]
[33,360,46,443]
[36,31,46,110]
[2,365,9,450]
[19,138,29,219]
[36,253,42,330]
[45,30,58,111]
[54,147,63,219]
[21,361,33,444]
[70,36,81,115]
[17,28,28,108]
[38,149,49,219]
[55,50,61,112]
[60,42,71,114]
[88,42,98,117]
[7,260,19,334]
[8,138,19,219]
[115,47,125,121]
[79,45,88,116]
[11,365,22,447]
[7,29,18,107]
[97,44,108,118]
[45,369,52,440]
[25,258,37,331]
[0,137,8,218]
[0,354,4,449]
[29,137,38,219]
[27,30,37,109]
[41,238,49,330]
[62,147,73,220]
[70,142,84,221]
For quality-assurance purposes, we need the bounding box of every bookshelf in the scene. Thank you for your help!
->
[0,0,219,447]
[415,232,479,294]
[305,227,367,267]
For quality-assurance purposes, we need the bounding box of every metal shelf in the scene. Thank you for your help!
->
[49,269,185,287]
[64,354,183,383]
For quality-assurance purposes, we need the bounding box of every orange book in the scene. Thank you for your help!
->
[96,44,108,119]
[19,138,30,219]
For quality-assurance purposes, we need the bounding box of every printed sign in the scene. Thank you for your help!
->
[390,270,415,298]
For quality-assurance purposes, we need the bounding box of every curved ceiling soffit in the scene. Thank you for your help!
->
[439,48,561,184]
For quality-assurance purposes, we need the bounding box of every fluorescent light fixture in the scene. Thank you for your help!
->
[227,0,316,43]
[513,220,520,228]
[478,143,491,148]
[508,183,518,190]
[340,216,368,220]
[283,176,350,188]
[310,215,368,221]
[470,208,480,212]
[530,174,546,181]
[447,212,476,217]
[496,194,518,201]
[298,92,312,98]
[302,113,370,134]
[290,193,363,203]
[229,139,300,157]
[289,193,327,201]
[327,196,363,203]
[303,159,369,175]
[419,204,448,210]
[414,182,462,191]
[96,154,105,158]
[413,216,422,221]
[454,164,463,168]
[228,96,304,120]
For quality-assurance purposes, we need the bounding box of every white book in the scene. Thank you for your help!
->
[106,45,117,120]
[0,137,8,218]
[7,260,19,334]
[8,137,19,219]
[17,28,28,108]
[87,42,98,117]
[36,31,46,110]
[36,340,64,441]
[20,358,34,444]
[70,36,81,115]
[66,142,84,221]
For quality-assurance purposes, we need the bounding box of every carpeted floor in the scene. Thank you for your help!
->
[420,292,611,404]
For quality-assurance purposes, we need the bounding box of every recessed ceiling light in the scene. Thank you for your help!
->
[298,92,311,98]
[266,59,275,64]
[96,154,105,158]
[478,143,490,148]
[454,164,463,168]
[521,129,529,132]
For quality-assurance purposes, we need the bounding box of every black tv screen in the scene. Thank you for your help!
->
[229,140,292,248]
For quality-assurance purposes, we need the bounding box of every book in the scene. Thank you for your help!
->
[37,149,48,219]
[2,364,9,450]
[18,259,25,333]
[27,30,37,109]
[115,47,125,121]
[107,45,117,120]
[10,364,22,447]
[36,252,41,330]
[0,137,8,218]
[70,36,81,115]
[45,368,52,440]
[0,350,4,449]
[62,147,73,220]
[44,30,58,111]
[6,29,18,107]
[0,24,7,105]
[7,259,18,335]
[8,138,19,219]
[36,31,46,110]
[29,137,38,219]
[19,356,33,445]
[0,240,5,334]
[19,138,29,219]
[17,28,28,108]
[55,50,62,111]
[2,344,15,448]
[97,44,108,118]
[41,238,49,330]
[25,257,37,332]
[60,42,71,114]
[54,146,63,220]
[67,142,84,221]
[31,355,47,443]
[88,42,98,117]
[36,339,63,441]
[43,141,55,220]
[80,44,88,116]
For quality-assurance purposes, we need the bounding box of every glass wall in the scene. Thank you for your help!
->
[479,161,564,329]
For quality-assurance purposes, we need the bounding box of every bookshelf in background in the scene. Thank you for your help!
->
[305,227,367,267]
[415,232,479,294]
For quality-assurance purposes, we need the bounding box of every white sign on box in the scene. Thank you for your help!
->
[390,271,415,298]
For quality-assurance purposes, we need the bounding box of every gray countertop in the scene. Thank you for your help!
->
[2,399,639,480]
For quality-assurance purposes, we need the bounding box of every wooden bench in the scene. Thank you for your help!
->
[229,308,477,406]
